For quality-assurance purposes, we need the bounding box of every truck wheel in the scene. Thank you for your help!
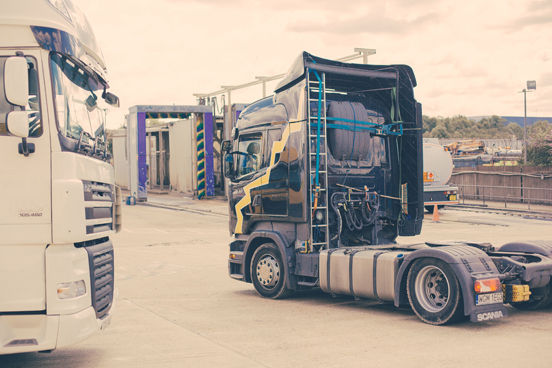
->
[251,243,292,299]
[407,258,464,325]
[510,283,552,310]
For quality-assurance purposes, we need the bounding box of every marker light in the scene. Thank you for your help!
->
[229,254,236,259]
[315,210,324,222]
[474,278,501,294]
[57,280,86,299]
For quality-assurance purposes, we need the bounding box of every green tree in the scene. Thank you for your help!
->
[506,123,523,139]
[430,124,450,138]
[524,120,552,166]
[422,115,517,139]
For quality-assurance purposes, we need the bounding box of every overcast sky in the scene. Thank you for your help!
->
[72,0,552,129]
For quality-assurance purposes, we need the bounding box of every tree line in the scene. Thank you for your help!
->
[422,115,525,139]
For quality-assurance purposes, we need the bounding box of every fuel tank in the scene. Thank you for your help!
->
[320,248,404,301]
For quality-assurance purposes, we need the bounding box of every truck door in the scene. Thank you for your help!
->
[229,132,264,234]
[0,52,52,312]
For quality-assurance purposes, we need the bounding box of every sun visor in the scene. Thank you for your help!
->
[31,26,109,86]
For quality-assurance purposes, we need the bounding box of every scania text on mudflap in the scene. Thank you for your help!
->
[0,0,122,354]
[221,52,552,325]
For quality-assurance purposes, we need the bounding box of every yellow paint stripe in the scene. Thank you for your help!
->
[234,88,306,234]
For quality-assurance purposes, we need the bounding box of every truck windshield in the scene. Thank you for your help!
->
[50,53,106,146]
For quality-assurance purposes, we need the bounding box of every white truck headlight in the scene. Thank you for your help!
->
[57,280,86,299]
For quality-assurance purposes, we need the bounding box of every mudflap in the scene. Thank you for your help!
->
[470,304,508,322]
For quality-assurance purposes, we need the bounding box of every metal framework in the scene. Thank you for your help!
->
[127,105,214,201]
[193,48,376,107]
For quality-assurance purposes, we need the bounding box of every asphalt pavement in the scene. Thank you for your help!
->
[1,193,552,367]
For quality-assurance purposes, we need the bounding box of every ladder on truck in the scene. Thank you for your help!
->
[307,70,330,251]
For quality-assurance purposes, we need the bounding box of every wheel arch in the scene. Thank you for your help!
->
[243,230,295,288]
[499,240,552,257]
[394,246,496,317]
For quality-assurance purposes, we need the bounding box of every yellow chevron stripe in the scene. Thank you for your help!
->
[234,89,305,234]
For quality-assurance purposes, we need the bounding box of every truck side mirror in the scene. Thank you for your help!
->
[223,153,235,179]
[6,111,29,138]
[4,56,29,107]
[221,140,232,152]
[104,92,120,107]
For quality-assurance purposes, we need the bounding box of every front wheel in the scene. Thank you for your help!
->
[251,243,292,299]
[407,258,464,325]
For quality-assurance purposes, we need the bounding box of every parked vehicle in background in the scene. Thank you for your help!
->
[444,139,485,156]
[423,142,458,213]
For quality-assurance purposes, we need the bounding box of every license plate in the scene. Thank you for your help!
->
[449,195,457,201]
[476,292,503,306]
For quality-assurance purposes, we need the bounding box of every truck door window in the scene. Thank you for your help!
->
[265,128,283,167]
[0,57,42,137]
[237,133,263,177]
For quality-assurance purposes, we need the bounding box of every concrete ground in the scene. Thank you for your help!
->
[1,194,552,367]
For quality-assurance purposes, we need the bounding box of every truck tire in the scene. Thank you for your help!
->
[407,258,464,325]
[251,243,292,299]
[510,283,552,311]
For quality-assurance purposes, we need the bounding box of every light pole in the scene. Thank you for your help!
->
[520,80,536,164]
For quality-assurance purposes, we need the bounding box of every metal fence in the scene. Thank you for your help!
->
[456,184,552,209]
[449,166,552,208]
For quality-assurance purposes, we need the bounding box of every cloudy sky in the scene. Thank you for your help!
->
[72,0,552,129]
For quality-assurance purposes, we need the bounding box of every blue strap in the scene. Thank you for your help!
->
[348,102,357,160]
[311,69,322,187]
[311,122,403,137]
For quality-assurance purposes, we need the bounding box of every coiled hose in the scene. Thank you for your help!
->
[361,192,380,225]
[346,201,363,230]
[330,193,344,243]
[361,197,372,224]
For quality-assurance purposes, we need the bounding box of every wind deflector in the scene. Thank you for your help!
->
[274,52,308,93]
[274,52,417,94]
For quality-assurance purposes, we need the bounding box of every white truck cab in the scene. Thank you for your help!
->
[0,0,121,354]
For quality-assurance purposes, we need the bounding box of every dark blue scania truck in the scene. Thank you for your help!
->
[221,52,552,325]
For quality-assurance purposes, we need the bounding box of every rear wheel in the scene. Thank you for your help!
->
[251,243,292,299]
[510,283,552,310]
[407,258,464,325]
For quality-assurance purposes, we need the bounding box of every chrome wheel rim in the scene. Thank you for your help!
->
[415,265,450,312]
[256,255,280,289]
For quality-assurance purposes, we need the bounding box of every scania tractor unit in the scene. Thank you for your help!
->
[222,52,552,325]
[1,0,121,354]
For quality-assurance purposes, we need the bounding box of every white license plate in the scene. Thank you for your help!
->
[476,292,503,306]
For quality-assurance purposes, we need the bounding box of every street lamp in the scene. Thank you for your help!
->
[520,80,536,164]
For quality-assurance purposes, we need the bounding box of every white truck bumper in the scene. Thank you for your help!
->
[0,297,115,355]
